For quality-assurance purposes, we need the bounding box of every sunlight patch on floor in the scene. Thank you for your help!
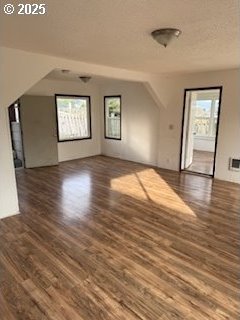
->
[111,168,196,217]
[60,173,91,219]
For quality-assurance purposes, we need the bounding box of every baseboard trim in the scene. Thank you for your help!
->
[59,153,102,163]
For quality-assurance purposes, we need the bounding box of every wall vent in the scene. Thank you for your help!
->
[229,158,240,171]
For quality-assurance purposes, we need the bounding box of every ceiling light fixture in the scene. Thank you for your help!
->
[79,76,92,83]
[61,69,70,74]
[151,28,181,48]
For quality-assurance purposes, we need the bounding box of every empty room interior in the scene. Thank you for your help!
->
[0,1,240,319]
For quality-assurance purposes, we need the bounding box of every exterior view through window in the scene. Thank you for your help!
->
[56,95,91,142]
[194,99,219,137]
[104,96,121,139]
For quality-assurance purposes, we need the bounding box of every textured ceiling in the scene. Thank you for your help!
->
[46,69,123,85]
[1,0,240,73]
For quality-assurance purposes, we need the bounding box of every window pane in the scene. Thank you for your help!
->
[194,118,210,136]
[105,97,121,139]
[56,96,91,141]
[195,100,212,117]
[194,100,212,136]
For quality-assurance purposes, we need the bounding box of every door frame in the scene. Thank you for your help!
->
[179,86,223,178]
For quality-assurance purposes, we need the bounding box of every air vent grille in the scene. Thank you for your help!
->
[229,158,240,171]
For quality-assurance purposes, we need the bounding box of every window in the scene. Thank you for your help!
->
[194,99,219,137]
[56,95,91,142]
[14,102,20,123]
[104,96,121,140]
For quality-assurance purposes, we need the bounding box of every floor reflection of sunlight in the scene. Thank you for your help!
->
[61,173,91,219]
[111,169,196,217]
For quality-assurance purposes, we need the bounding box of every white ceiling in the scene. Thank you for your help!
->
[1,0,240,74]
[46,69,123,85]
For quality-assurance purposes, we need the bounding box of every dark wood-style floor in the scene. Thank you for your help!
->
[186,150,214,175]
[0,156,240,320]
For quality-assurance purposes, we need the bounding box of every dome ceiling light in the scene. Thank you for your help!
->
[151,28,182,48]
[79,76,92,83]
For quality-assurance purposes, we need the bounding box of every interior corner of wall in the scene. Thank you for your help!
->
[143,81,166,110]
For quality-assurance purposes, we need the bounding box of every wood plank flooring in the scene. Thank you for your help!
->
[186,150,214,175]
[0,155,240,319]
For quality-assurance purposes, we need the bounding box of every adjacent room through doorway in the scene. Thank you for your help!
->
[180,87,222,177]
[8,101,25,169]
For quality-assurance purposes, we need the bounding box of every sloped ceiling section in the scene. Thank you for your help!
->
[0,47,166,109]
[0,48,53,108]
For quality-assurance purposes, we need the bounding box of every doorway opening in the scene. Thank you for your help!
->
[180,87,222,177]
[8,101,25,169]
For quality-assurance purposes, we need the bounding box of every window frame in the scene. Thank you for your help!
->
[104,95,122,140]
[55,94,92,143]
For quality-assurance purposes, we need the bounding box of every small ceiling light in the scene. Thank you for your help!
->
[151,28,181,48]
[79,76,92,83]
[61,69,70,74]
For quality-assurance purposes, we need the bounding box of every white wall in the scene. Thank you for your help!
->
[27,79,101,161]
[0,107,19,219]
[27,79,160,166]
[194,137,215,152]
[101,81,159,166]
[156,69,240,183]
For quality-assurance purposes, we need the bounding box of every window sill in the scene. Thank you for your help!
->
[58,137,92,143]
